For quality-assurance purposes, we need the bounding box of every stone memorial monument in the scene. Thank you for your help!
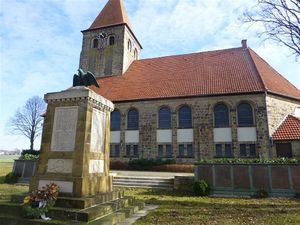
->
[30,86,114,197]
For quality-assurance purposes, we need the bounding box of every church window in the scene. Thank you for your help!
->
[133,145,138,156]
[111,110,121,130]
[109,36,115,46]
[159,107,171,129]
[128,39,132,51]
[225,144,232,157]
[166,144,173,157]
[134,48,138,59]
[178,105,192,128]
[187,144,193,157]
[237,103,254,126]
[179,144,185,157]
[215,144,222,157]
[92,38,99,48]
[249,144,256,157]
[214,103,229,127]
[158,145,163,157]
[127,108,139,129]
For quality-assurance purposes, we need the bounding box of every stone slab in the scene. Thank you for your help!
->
[51,106,78,152]
[90,108,106,153]
[39,180,73,193]
[47,159,73,173]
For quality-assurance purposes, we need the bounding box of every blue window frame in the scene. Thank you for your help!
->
[215,144,222,157]
[115,144,120,157]
[225,144,232,157]
[178,106,192,128]
[127,108,139,129]
[187,144,193,157]
[237,103,254,126]
[166,144,172,157]
[214,103,229,127]
[179,144,185,157]
[250,144,256,157]
[159,107,171,129]
[111,110,121,130]
[126,145,131,156]
[158,145,163,157]
[240,144,247,157]
[133,145,138,156]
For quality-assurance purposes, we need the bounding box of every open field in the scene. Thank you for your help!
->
[0,155,19,163]
[0,162,299,225]
[0,161,28,201]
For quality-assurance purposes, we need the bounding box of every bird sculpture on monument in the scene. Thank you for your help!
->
[73,68,100,88]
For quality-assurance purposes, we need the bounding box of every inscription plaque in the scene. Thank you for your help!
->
[47,159,73,173]
[51,106,78,151]
[90,108,106,152]
[89,160,104,173]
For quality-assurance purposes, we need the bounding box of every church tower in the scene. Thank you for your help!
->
[79,0,142,77]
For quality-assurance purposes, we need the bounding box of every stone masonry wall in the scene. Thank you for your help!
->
[79,25,141,77]
[111,93,270,163]
[266,94,300,136]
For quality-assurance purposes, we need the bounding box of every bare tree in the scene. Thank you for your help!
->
[242,0,300,57]
[9,96,46,150]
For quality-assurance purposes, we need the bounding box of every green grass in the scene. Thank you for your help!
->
[0,161,28,201]
[124,188,300,225]
[0,155,19,163]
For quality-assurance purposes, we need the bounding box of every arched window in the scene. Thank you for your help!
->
[237,103,254,126]
[127,39,132,51]
[127,108,139,129]
[92,39,99,48]
[109,36,115,46]
[159,107,171,129]
[111,110,121,130]
[178,105,192,128]
[214,103,229,127]
[134,48,138,59]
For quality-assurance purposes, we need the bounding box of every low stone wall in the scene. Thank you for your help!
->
[195,164,300,197]
[13,160,37,182]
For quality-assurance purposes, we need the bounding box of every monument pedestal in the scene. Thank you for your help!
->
[30,87,114,197]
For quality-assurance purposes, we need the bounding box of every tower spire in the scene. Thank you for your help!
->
[88,0,132,30]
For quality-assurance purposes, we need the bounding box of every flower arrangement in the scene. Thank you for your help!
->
[23,183,59,219]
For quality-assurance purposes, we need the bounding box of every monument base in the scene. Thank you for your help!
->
[29,175,113,197]
[0,189,145,225]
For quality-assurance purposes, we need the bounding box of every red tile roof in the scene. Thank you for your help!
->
[272,115,300,141]
[92,47,300,102]
[87,0,132,30]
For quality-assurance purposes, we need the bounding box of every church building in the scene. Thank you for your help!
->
[79,0,300,163]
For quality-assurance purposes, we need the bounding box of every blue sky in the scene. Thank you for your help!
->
[0,0,299,150]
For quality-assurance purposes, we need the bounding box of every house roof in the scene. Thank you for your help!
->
[87,0,132,30]
[272,115,300,141]
[92,45,300,102]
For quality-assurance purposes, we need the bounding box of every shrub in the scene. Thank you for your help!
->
[193,180,209,196]
[128,158,176,170]
[4,172,19,184]
[21,150,40,156]
[195,157,300,165]
[19,154,39,160]
[255,189,269,198]
[110,161,128,170]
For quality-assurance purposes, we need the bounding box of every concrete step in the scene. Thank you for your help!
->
[0,198,145,225]
[113,176,174,189]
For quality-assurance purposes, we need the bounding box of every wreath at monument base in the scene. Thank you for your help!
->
[23,183,59,220]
